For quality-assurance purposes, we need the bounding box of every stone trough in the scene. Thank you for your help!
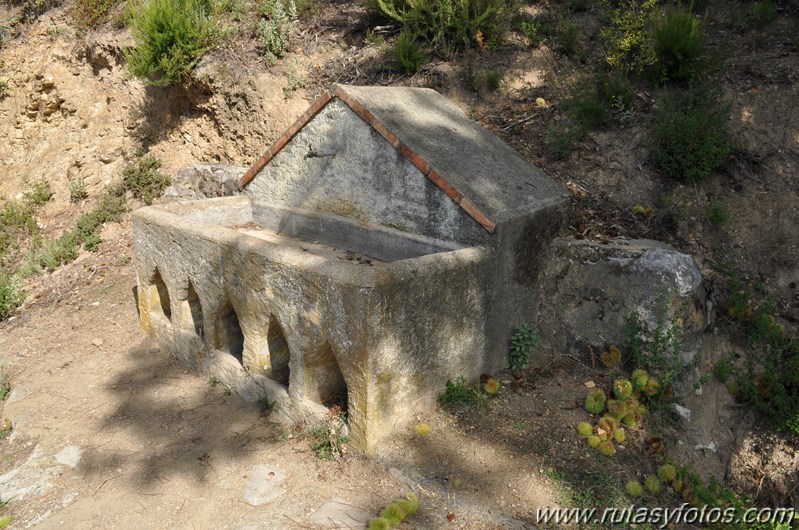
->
[133,85,569,450]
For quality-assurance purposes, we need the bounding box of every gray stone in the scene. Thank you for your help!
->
[243,465,286,506]
[0,445,56,501]
[537,238,710,360]
[309,497,372,529]
[55,445,83,468]
[163,163,246,202]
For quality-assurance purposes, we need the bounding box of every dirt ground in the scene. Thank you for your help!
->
[1,0,798,527]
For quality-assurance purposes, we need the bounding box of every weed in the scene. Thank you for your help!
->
[282,58,305,96]
[123,156,171,204]
[309,410,349,460]
[512,420,527,430]
[72,0,118,28]
[392,31,426,75]
[365,29,385,47]
[0,80,8,99]
[0,368,9,401]
[0,273,23,321]
[125,0,218,86]
[564,77,612,130]
[555,15,579,55]
[652,84,733,183]
[751,0,777,31]
[438,376,484,408]
[8,0,62,22]
[374,0,515,54]
[258,0,297,65]
[706,200,731,228]
[652,7,706,83]
[256,396,274,413]
[508,324,539,372]
[601,0,658,73]
[292,0,318,17]
[209,375,220,387]
[545,121,582,160]
[68,178,89,203]
[518,18,542,46]
[713,354,734,383]
[23,179,53,207]
[625,312,683,388]
[483,69,502,91]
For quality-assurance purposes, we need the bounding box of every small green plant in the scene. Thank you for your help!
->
[0,368,11,401]
[368,491,418,530]
[68,178,89,203]
[555,15,579,55]
[652,7,706,83]
[484,69,502,91]
[601,0,658,73]
[518,18,542,46]
[256,396,274,413]
[209,375,220,387]
[365,29,385,46]
[652,84,733,183]
[750,0,777,31]
[508,324,539,372]
[545,121,582,160]
[625,312,683,388]
[283,58,305,96]
[0,273,24,320]
[0,80,8,99]
[392,31,426,75]
[72,0,117,28]
[258,0,297,65]
[125,0,218,86]
[712,354,734,382]
[706,200,731,228]
[438,376,483,408]
[23,179,53,207]
[309,412,349,461]
[374,0,515,54]
[123,156,171,204]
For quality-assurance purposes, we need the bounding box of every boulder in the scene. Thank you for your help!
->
[163,163,245,202]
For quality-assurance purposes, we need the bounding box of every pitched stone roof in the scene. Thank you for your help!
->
[240,84,567,233]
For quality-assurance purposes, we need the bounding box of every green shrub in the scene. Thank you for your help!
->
[125,0,218,86]
[72,0,118,28]
[68,179,89,203]
[518,18,543,46]
[652,8,706,83]
[509,324,539,372]
[706,200,731,228]
[392,31,426,75]
[438,376,484,408]
[601,0,658,73]
[652,85,733,183]
[258,0,297,65]
[374,0,516,54]
[751,0,777,31]
[0,80,8,100]
[7,0,62,22]
[122,156,171,204]
[0,273,23,320]
[545,121,582,160]
[555,15,579,55]
[23,179,53,207]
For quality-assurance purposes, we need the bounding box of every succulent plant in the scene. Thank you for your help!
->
[626,481,643,497]
[584,389,607,414]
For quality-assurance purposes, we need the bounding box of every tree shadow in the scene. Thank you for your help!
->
[80,339,283,490]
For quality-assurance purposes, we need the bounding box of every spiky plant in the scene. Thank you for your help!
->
[576,422,593,437]
[584,389,607,414]
[645,475,661,493]
[613,378,633,399]
[613,427,626,443]
[598,441,616,457]
[658,464,677,481]
[631,368,649,390]
[587,435,601,448]
[643,377,662,397]
[626,481,643,497]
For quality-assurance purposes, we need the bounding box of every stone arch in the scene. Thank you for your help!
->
[148,268,171,320]
[306,341,348,412]
[179,281,204,336]
[265,315,290,385]
[213,301,244,365]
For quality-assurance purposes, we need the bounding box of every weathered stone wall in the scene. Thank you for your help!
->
[243,100,490,245]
